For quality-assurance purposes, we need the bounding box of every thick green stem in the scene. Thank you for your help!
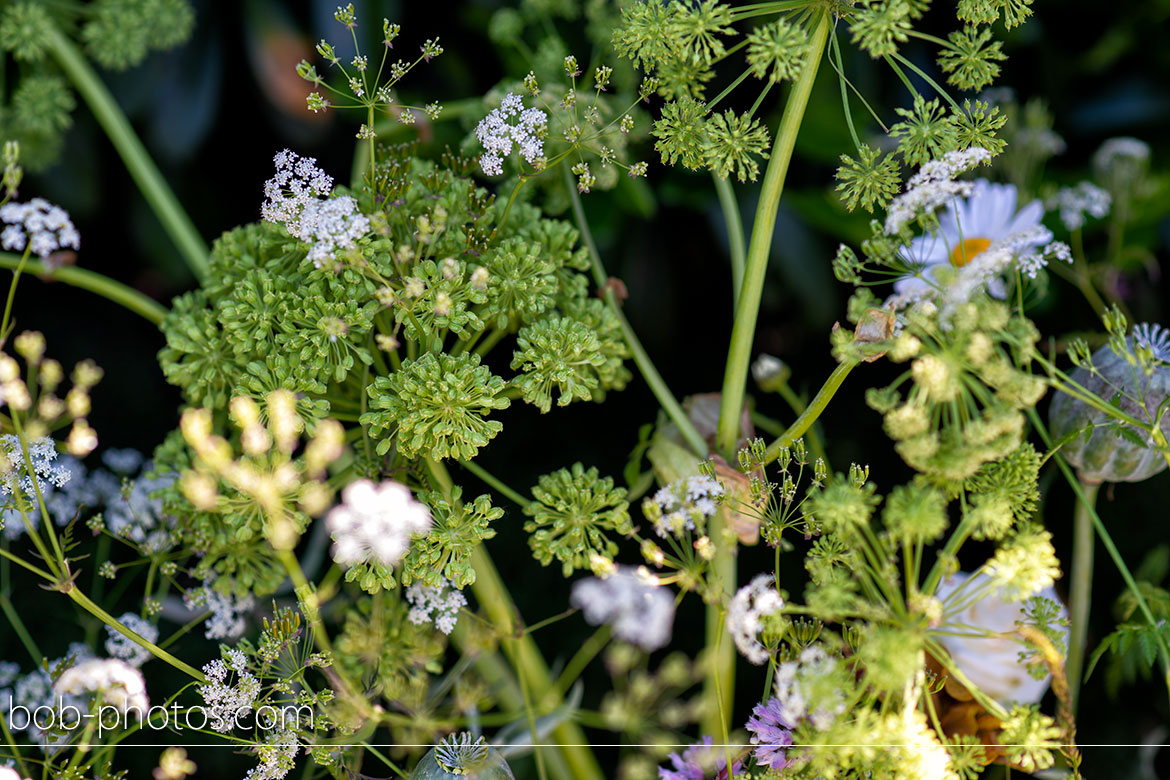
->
[425,459,604,780]
[45,24,209,283]
[1067,478,1099,710]
[562,165,708,456]
[712,174,746,311]
[0,253,167,325]
[716,10,830,456]
[764,359,857,462]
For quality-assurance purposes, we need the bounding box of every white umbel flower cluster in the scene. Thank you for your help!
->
[771,645,845,731]
[54,658,148,715]
[406,578,467,635]
[261,149,369,269]
[884,147,993,235]
[474,93,548,176]
[326,479,432,568]
[570,565,675,652]
[0,766,31,780]
[726,573,784,664]
[1050,181,1111,232]
[0,198,80,259]
[105,613,159,667]
[648,475,724,539]
[199,650,260,733]
[185,584,255,640]
[1,435,72,539]
[246,728,300,780]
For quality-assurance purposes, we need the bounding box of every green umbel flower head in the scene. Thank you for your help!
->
[364,352,510,460]
[524,463,632,576]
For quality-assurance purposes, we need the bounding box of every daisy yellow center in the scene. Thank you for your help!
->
[949,237,992,267]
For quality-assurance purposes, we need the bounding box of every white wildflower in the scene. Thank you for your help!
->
[0,766,30,780]
[55,658,148,715]
[326,479,432,568]
[570,565,674,652]
[0,435,72,540]
[474,92,548,176]
[105,613,159,667]
[769,645,844,730]
[649,475,723,539]
[1017,241,1072,280]
[0,198,80,259]
[1092,136,1150,186]
[199,656,261,733]
[245,728,299,780]
[884,147,993,235]
[726,574,783,665]
[1050,181,1111,231]
[406,578,467,635]
[294,195,370,269]
[935,570,1069,706]
[185,585,255,640]
[261,149,333,226]
[261,149,369,268]
[890,179,1052,316]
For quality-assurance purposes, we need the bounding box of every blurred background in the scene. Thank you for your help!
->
[5,0,1170,776]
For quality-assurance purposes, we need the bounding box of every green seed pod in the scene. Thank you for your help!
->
[409,734,514,780]
[1049,329,1170,483]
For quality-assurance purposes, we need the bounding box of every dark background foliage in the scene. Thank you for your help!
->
[6,0,1170,777]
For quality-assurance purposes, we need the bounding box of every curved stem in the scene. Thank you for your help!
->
[712,174,746,311]
[562,165,708,456]
[716,10,830,455]
[45,23,209,283]
[1067,478,1099,710]
[0,253,167,325]
[764,358,858,462]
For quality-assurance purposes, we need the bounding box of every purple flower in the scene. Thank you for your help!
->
[658,736,743,780]
[745,697,795,769]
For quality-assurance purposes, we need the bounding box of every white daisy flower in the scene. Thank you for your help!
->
[891,179,1052,313]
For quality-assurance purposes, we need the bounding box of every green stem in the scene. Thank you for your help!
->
[764,359,858,462]
[1028,408,1170,709]
[562,164,708,456]
[716,10,830,456]
[553,625,611,696]
[425,458,604,780]
[45,24,209,283]
[0,248,29,341]
[1067,478,1099,710]
[713,174,746,311]
[0,592,42,664]
[460,459,530,507]
[67,588,206,682]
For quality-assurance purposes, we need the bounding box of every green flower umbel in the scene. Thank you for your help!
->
[363,352,510,460]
